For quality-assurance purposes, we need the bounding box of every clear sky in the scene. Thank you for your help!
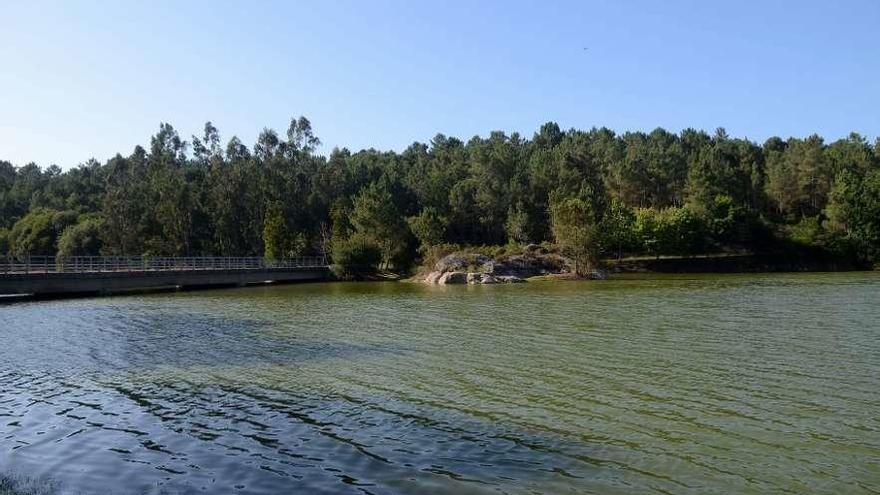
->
[2,0,879,168]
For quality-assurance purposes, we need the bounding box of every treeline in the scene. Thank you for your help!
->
[1,118,878,273]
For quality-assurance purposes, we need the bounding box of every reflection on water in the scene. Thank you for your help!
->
[1,273,880,494]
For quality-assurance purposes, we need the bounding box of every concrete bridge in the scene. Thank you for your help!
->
[0,256,330,297]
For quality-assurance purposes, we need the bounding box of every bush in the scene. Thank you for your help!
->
[331,233,382,279]
[8,208,78,257]
[263,202,307,260]
[634,206,708,256]
[550,197,599,275]
[57,217,105,257]
[707,194,747,244]
[789,216,824,247]
[599,199,636,258]
[407,207,447,248]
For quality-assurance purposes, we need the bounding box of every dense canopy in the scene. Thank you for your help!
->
[1,119,878,271]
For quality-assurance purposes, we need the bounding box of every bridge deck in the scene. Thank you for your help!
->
[0,256,330,296]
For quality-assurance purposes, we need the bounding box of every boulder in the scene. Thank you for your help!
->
[435,253,492,273]
[435,254,467,273]
[496,275,524,283]
[467,272,499,284]
[437,271,467,284]
[424,271,444,284]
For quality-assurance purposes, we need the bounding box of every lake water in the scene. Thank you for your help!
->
[1,273,879,494]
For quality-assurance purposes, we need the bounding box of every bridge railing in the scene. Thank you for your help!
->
[0,256,328,275]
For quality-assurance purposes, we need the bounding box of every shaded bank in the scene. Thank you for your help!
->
[612,243,872,273]
[613,254,866,273]
[413,244,872,285]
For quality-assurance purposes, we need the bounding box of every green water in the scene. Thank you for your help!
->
[1,272,879,494]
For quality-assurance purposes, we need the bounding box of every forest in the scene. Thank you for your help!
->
[1,118,878,275]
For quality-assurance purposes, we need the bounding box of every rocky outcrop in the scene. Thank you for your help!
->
[437,271,467,284]
[424,271,444,284]
[423,250,567,284]
[434,254,493,273]
[423,270,525,285]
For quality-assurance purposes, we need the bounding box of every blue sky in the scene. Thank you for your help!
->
[2,0,879,168]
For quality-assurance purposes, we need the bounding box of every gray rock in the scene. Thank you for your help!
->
[424,271,444,284]
[496,275,524,283]
[466,272,499,284]
[435,253,491,273]
[435,254,467,273]
[438,271,467,284]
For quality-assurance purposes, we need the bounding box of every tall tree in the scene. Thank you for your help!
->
[549,194,599,276]
[351,181,412,268]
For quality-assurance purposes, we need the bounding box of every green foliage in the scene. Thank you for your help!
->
[407,207,448,248]
[706,194,746,244]
[634,206,707,256]
[330,232,382,279]
[789,216,824,247]
[57,217,104,257]
[8,208,77,257]
[0,228,8,254]
[262,202,285,260]
[0,119,877,268]
[764,135,832,217]
[826,167,880,261]
[351,181,412,269]
[504,203,531,245]
[262,201,306,260]
[549,196,598,275]
[599,199,635,258]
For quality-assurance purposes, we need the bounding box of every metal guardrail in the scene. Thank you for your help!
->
[0,256,328,275]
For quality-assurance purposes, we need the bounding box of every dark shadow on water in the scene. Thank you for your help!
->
[112,311,409,370]
[2,366,607,494]
[1,308,410,376]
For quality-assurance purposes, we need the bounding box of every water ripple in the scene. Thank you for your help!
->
[0,272,879,494]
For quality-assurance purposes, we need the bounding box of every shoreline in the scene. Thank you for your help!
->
[411,250,873,285]
[1,257,874,301]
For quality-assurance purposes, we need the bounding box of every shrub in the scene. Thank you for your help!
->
[549,197,599,275]
[8,208,77,257]
[407,207,447,248]
[57,217,105,257]
[789,216,824,247]
[634,206,708,256]
[331,233,382,279]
